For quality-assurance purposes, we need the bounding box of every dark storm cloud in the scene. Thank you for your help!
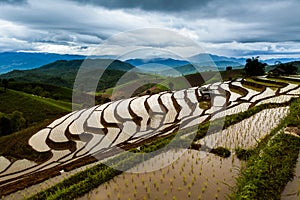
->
[66,0,300,43]
[0,0,26,4]
[0,0,299,57]
[70,0,211,12]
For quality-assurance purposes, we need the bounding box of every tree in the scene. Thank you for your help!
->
[0,112,11,136]
[0,111,26,136]
[226,66,233,71]
[2,79,8,92]
[32,86,44,96]
[244,56,267,76]
[9,111,26,132]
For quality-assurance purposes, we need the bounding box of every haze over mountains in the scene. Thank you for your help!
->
[0,52,300,75]
[0,52,86,74]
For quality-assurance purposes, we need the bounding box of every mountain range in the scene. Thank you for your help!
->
[0,52,300,75]
[0,59,135,91]
[0,52,86,74]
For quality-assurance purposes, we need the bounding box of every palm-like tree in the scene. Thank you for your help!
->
[244,56,267,76]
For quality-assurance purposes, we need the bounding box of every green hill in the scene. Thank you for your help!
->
[0,59,136,91]
[0,89,72,128]
[7,82,73,101]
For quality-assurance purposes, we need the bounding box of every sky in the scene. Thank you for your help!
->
[0,0,300,59]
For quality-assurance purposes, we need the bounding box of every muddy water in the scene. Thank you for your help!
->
[250,87,275,103]
[78,149,243,200]
[280,83,299,94]
[29,128,51,152]
[0,156,11,173]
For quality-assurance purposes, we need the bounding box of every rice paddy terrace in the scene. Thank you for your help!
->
[1,76,300,199]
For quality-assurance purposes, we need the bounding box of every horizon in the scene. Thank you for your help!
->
[2,50,300,61]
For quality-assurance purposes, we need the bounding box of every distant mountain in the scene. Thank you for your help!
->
[189,53,300,66]
[188,53,245,67]
[262,58,300,65]
[125,54,245,76]
[125,58,189,68]
[126,54,245,68]
[0,59,136,91]
[158,64,212,76]
[2,51,299,77]
[0,52,87,74]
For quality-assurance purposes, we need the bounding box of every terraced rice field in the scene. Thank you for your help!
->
[199,107,290,149]
[1,77,300,199]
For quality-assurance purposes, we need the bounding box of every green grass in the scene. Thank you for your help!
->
[242,84,263,92]
[210,147,231,158]
[27,164,122,200]
[251,77,288,87]
[96,73,165,98]
[235,148,255,161]
[241,81,265,92]
[245,78,280,89]
[228,82,249,97]
[158,77,192,90]
[232,98,300,199]
[8,82,73,102]
[220,69,244,80]
[233,134,300,200]
[0,89,71,126]
[267,77,300,85]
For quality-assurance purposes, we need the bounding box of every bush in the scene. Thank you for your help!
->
[235,148,255,161]
[0,111,26,136]
[211,147,231,158]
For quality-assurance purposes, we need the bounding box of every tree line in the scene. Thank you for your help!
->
[244,56,297,76]
[0,111,27,136]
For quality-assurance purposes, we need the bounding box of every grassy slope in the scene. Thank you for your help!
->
[101,73,165,98]
[0,89,71,125]
[0,89,74,161]
[244,78,280,88]
[232,98,300,199]
[8,82,73,102]
[105,70,241,98]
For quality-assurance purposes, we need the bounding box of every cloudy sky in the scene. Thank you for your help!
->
[0,0,300,59]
